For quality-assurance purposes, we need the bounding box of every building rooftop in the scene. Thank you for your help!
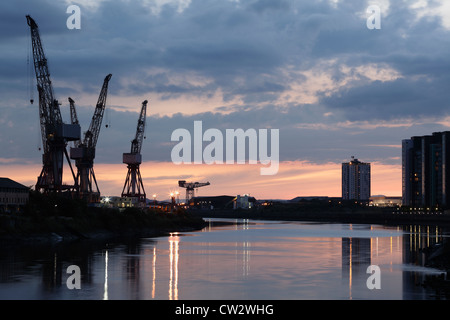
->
[343,156,370,165]
[0,178,29,190]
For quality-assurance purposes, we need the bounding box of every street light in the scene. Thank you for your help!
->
[170,192,176,209]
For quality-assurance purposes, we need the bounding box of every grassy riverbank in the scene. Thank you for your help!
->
[0,191,207,244]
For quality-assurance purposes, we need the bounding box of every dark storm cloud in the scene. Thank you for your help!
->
[0,0,66,41]
[3,0,449,100]
[249,0,291,13]
[319,76,450,120]
[8,1,441,105]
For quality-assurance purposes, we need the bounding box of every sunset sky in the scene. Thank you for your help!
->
[1,0,450,200]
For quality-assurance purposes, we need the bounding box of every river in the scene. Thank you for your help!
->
[0,218,448,300]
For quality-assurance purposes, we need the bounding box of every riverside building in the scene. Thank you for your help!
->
[0,177,29,213]
[342,157,371,201]
[402,131,450,208]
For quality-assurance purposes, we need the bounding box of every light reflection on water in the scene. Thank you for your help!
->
[169,234,179,300]
[0,219,448,300]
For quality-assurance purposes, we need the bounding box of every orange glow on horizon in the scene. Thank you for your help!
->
[0,160,401,200]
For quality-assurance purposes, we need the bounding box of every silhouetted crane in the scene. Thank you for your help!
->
[122,100,148,204]
[26,15,80,194]
[70,74,112,202]
[178,180,210,203]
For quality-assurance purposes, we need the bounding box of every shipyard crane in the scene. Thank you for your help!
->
[26,15,80,194]
[178,180,210,203]
[68,97,80,148]
[122,100,148,204]
[70,74,112,202]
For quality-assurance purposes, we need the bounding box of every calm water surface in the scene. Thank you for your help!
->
[0,219,448,300]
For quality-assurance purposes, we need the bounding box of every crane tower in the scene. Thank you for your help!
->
[26,15,80,194]
[121,100,148,203]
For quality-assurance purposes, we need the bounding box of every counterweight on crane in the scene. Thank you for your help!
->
[70,74,112,203]
[26,15,80,194]
[122,100,148,204]
[178,180,210,203]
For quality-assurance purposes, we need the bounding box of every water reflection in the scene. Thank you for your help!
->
[404,225,442,265]
[0,221,448,299]
[125,241,141,300]
[103,250,108,300]
[152,247,156,299]
[339,224,446,299]
[402,225,445,299]
[242,241,250,277]
[342,237,371,299]
[0,240,106,299]
[169,234,179,300]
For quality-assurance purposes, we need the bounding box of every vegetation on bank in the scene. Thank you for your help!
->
[0,191,207,242]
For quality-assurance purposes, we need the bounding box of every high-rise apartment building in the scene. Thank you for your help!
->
[402,131,450,208]
[342,157,371,201]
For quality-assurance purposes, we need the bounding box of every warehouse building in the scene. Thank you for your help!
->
[0,178,30,213]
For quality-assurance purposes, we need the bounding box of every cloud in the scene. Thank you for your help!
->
[409,0,450,30]
[320,76,449,120]
[4,0,448,118]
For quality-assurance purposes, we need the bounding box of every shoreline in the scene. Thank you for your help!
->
[0,224,206,247]
[4,205,450,247]
[0,210,208,247]
[189,208,450,227]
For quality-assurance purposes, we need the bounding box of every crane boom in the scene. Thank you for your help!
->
[68,97,79,126]
[84,74,112,149]
[131,100,147,154]
[27,15,62,154]
[68,97,80,148]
